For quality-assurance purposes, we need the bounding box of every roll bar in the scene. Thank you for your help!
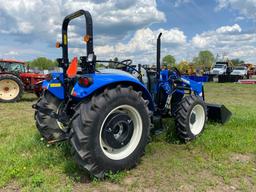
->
[61,10,94,70]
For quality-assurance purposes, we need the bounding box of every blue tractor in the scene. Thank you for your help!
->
[33,10,231,178]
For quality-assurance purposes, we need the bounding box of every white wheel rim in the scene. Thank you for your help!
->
[189,104,205,135]
[99,105,143,160]
[0,79,20,100]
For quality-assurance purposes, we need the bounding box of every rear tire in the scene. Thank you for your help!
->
[34,91,66,141]
[70,86,151,178]
[0,74,24,102]
[174,95,207,141]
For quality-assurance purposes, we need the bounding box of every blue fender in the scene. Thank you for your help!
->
[42,72,65,100]
[42,72,155,111]
[72,73,155,111]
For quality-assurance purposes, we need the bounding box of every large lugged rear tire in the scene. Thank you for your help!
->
[0,74,24,102]
[175,95,207,141]
[34,91,66,141]
[70,86,151,178]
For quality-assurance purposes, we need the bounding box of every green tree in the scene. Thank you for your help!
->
[193,50,214,69]
[113,57,118,62]
[96,63,105,68]
[162,55,176,66]
[28,57,57,70]
[177,60,189,74]
[230,58,244,66]
[108,57,119,68]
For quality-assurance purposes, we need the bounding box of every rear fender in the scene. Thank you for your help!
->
[72,73,155,111]
[42,72,65,100]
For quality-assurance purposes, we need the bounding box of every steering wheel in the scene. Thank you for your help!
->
[172,67,181,77]
[121,59,132,66]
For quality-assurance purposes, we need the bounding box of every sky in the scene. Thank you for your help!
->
[0,0,256,64]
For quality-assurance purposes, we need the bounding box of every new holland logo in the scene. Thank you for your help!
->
[50,83,61,87]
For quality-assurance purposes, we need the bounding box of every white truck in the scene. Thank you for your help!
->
[231,66,248,78]
[210,62,229,75]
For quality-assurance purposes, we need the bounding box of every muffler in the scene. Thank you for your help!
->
[206,103,232,124]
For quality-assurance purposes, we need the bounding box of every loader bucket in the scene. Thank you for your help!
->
[206,103,232,124]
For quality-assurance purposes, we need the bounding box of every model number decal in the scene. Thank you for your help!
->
[50,83,61,87]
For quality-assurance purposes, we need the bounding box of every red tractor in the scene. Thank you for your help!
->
[0,59,46,102]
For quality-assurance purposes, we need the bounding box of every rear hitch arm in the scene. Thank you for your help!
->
[32,103,70,125]
[32,104,58,119]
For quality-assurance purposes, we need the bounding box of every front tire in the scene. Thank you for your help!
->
[34,91,66,141]
[70,86,151,178]
[175,95,207,141]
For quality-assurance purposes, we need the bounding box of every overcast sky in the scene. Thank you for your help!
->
[0,0,256,64]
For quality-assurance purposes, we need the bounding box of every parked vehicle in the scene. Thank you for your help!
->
[242,63,256,78]
[0,59,46,102]
[210,61,233,75]
[231,66,248,79]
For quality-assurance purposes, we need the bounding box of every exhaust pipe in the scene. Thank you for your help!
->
[206,103,232,124]
[156,33,162,80]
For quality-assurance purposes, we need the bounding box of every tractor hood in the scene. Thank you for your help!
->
[19,73,46,79]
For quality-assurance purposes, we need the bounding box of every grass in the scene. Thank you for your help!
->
[0,83,255,191]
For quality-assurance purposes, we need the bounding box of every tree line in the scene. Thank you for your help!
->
[162,50,245,73]
[27,51,244,71]
[27,57,58,70]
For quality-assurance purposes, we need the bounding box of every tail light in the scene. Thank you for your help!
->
[78,76,93,87]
